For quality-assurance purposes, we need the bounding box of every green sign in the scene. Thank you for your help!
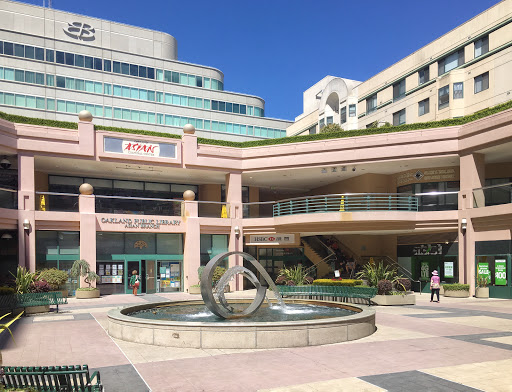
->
[495,260,507,286]
[444,261,454,278]
[420,261,430,281]
[478,263,491,281]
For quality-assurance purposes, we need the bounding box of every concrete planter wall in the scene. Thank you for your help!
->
[52,290,68,298]
[372,293,416,306]
[475,287,489,298]
[188,286,201,294]
[24,305,50,314]
[75,289,100,299]
[444,290,470,298]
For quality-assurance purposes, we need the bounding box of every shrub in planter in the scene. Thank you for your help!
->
[275,275,287,285]
[37,268,69,291]
[11,266,35,294]
[29,280,51,293]
[286,280,296,286]
[377,279,393,295]
[442,283,470,291]
[394,278,411,292]
[312,279,363,286]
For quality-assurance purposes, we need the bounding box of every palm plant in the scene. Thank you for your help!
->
[356,261,397,288]
[11,266,35,294]
[276,265,313,286]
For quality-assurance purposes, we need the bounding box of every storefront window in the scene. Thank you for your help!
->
[200,234,228,267]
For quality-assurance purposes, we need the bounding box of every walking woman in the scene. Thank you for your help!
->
[430,270,441,303]
[130,270,140,296]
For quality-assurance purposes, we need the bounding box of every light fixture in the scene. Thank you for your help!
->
[23,219,31,231]
[1,233,13,239]
[321,168,327,174]
[352,167,356,172]
[341,166,347,172]
[461,218,467,232]
[1,157,11,170]
[234,226,241,237]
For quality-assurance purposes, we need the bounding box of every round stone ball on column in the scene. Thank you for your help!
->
[183,124,195,134]
[78,110,93,122]
[183,190,196,201]
[79,183,94,195]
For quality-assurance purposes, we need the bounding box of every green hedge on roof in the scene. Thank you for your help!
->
[1,99,511,148]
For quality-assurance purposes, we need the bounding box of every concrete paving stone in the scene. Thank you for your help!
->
[90,363,150,392]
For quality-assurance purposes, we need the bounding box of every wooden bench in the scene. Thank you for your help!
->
[277,285,378,306]
[0,292,67,314]
[1,365,103,391]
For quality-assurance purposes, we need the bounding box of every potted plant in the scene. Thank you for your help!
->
[70,259,100,299]
[443,283,470,297]
[37,268,70,297]
[475,273,489,298]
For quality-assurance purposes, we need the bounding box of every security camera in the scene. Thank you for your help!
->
[352,167,356,172]
[0,158,11,170]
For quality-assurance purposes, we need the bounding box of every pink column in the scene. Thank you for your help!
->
[226,172,243,291]
[79,194,97,288]
[17,154,35,271]
[458,153,485,294]
[183,200,200,292]
[78,120,95,157]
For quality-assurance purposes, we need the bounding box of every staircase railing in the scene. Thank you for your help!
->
[302,236,337,277]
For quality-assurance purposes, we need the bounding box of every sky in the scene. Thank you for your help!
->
[18,0,501,121]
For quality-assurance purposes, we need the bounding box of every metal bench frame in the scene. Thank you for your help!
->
[0,292,68,314]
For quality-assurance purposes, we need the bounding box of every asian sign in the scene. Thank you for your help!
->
[104,137,176,158]
[248,234,296,245]
[413,244,443,256]
[100,217,180,229]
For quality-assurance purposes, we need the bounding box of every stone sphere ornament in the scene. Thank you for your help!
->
[78,110,93,122]
[183,190,196,201]
[183,124,195,134]
[79,183,94,195]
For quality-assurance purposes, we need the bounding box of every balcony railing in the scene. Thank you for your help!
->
[95,195,182,216]
[273,193,418,217]
[36,192,79,212]
[0,187,17,209]
[198,201,230,218]
[473,182,512,208]
[415,191,458,211]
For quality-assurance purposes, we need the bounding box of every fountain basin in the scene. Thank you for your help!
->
[107,299,375,349]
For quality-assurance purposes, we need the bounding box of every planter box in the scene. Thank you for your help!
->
[189,286,201,294]
[52,289,68,298]
[444,290,469,298]
[475,287,489,298]
[24,305,50,314]
[372,293,416,306]
[75,289,100,299]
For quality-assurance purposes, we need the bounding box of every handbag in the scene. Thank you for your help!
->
[431,282,440,289]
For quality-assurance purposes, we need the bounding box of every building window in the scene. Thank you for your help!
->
[438,85,449,109]
[340,107,347,124]
[319,118,325,129]
[392,109,406,126]
[474,72,489,94]
[326,116,333,125]
[453,82,464,99]
[349,104,356,117]
[393,79,406,101]
[366,94,377,114]
[418,98,429,116]
[438,49,464,76]
[418,66,429,85]
[474,35,489,58]
[308,125,316,135]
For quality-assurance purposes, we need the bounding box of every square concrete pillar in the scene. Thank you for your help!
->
[79,194,97,287]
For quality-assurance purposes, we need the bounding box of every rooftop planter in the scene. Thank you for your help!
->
[443,283,470,298]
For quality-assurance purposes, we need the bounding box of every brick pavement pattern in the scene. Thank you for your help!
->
[2,292,512,391]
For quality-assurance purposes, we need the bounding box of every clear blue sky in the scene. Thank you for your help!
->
[19,0,500,121]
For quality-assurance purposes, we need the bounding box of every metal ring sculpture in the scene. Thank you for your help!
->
[200,251,283,319]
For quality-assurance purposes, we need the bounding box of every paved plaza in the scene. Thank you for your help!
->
[2,292,512,392]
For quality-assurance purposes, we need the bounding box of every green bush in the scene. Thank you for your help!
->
[377,279,393,295]
[76,287,99,291]
[312,279,363,286]
[356,261,398,288]
[37,268,69,290]
[212,266,226,283]
[0,286,15,295]
[0,110,78,129]
[277,265,314,286]
[11,266,35,294]
[442,283,470,291]
[319,124,343,134]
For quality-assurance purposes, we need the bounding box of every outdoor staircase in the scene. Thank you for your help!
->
[301,236,335,279]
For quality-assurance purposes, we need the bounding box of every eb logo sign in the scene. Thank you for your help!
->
[63,22,95,41]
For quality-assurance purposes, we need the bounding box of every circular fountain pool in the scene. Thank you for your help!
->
[107,299,376,349]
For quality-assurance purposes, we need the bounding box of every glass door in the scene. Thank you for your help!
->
[126,260,141,294]
[145,260,156,294]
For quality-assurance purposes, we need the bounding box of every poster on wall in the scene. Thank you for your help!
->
[478,263,491,281]
[444,262,454,278]
[420,261,430,281]
[495,260,507,285]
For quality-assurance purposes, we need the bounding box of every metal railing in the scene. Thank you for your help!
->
[414,191,458,211]
[197,201,230,218]
[36,191,79,212]
[473,182,512,208]
[242,201,275,218]
[95,194,182,216]
[273,193,418,216]
[0,187,17,209]
[302,236,337,278]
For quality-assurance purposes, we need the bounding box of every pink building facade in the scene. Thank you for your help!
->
[0,109,511,298]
